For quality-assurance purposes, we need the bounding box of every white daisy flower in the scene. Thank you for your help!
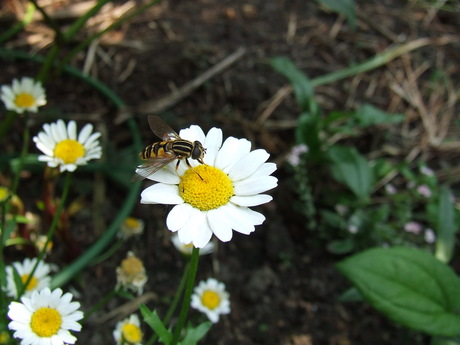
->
[5,257,52,298]
[139,125,277,248]
[171,233,215,255]
[8,287,83,345]
[113,314,143,345]
[33,119,102,172]
[116,251,148,296]
[191,278,230,323]
[118,217,145,239]
[1,77,46,113]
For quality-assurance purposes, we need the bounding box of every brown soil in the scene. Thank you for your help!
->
[1,0,459,344]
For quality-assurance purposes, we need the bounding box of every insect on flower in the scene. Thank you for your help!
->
[132,116,206,181]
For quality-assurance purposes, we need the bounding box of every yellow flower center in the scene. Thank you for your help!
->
[201,290,220,310]
[21,274,38,291]
[179,165,234,211]
[30,307,62,338]
[0,187,9,202]
[124,217,140,229]
[54,139,85,164]
[121,323,143,344]
[121,256,144,276]
[0,330,10,343]
[15,93,35,108]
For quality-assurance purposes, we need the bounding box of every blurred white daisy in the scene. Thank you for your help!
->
[0,77,47,114]
[140,125,277,248]
[116,251,148,296]
[5,257,52,298]
[118,217,145,239]
[33,119,102,172]
[171,233,215,255]
[8,287,83,345]
[191,278,230,323]
[113,314,143,345]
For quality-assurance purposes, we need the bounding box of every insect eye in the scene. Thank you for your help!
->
[192,141,203,159]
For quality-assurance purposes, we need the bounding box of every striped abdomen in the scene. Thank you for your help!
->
[140,139,193,160]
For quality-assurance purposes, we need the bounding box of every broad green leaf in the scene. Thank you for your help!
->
[270,56,314,112]
[337,246,460,337]
[435,186,458,263]
[316,0,356,30]
[327,145,374,199]
[178,322,212,345]
[140,305,172,345]
[353,104,405,127]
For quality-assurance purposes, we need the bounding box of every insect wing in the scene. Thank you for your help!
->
[131,154,177,181]
[148,115,180,141]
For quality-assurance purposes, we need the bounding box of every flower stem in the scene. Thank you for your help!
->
[171,247,200,345]
[19,172,72,297]
[146,260,190,345]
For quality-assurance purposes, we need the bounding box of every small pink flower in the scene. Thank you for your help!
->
[385,184,397,195]
[404,221,422,235]
[286,144,309,167]
[417,184,432,198]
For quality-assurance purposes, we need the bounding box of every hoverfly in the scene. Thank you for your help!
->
[132,115,206,181]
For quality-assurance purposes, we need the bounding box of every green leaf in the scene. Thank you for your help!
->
[316,0,356,30]
[178,322,212,345]
[338,287,363,303]
[337,246,460,337]
[327,145,374,199]
[327,238,354,254]
[435,186,458,263]
[353,104,405,127]
[270,56,314,112]
[140,305,172,345]
[295,111,322,160]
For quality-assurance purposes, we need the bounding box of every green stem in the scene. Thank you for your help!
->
[311,37,448,87]
[146,261,190,345]
[164,261,190,325]
[19,172,72,297]
[11,114,30,196]
[0,2,35,45]
[0,111,17,143]
[50,177,141,288]
[82,289,117,322]
[63,0,112,41]
[171,247,200,345]
[29,0,65,44]
[90,238,124,265]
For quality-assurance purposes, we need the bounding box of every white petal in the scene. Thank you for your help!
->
[140,183,183,205]
[193,220,213,248]
[251,162,277,177]
[207,208,233,242]
[228,149,269,181]
[166,203,193,231]
[233,175,278,195]
[67,121,77,140]
[55,120,67,141]
[230,194,273,207]
[78,124,93,143]
[221,204,254,235]
[180,125,205,143]
[144,167,181,184]
[203,127,223,165]
[177,207,202,244]
[215,137,251,172]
